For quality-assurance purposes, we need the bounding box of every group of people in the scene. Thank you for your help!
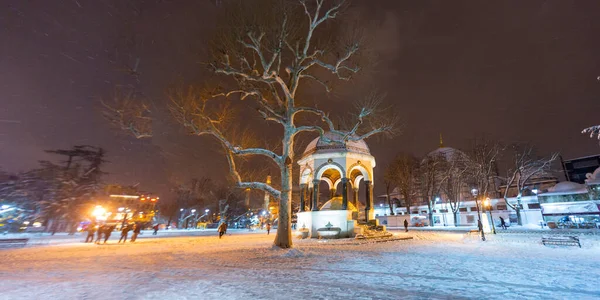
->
[85,223,145,244]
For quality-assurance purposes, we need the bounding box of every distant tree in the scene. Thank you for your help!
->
[385,153,419,215]
[465,139,503,219]
[439,152,470,227]
[382,176,395,216]
[501,145,558,225]
[41,146,107,234]
[417,154,444,227]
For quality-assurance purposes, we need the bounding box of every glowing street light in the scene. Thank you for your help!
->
[471,188,484,241]
[1,205,10,209]
[484,197,496,234]
[92,205,107,220]
[205,209,210,213]
[191,209,197,213]
[180,208,184,211]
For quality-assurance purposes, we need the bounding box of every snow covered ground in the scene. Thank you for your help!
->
[1,230,599,300]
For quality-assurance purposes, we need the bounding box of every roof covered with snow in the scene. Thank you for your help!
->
[539,181,589,196]
[585,167,600,185]
[426,147,466,161]
[303,132,370,157]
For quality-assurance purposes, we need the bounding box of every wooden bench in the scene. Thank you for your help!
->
[542,236,581,248]
[0,238,29,248]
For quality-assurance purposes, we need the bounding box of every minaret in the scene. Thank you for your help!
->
[264,175,271,211]
[439,133,444,148]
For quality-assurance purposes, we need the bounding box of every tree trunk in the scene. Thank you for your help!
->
[516,196,523,225]
[453,211,459,227]
[386,192,394,215]
[274,163,293,248]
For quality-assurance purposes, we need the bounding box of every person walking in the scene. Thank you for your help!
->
[218,221,228,239]
[499,216,507,230]
[103,225,115,244]
[403,219,409,232]
[130,223,141,242]
[152,224,159,235]
[266,223,271,235]
[85,223,96,243]
[118,224,131,243]
[95,225,105,244]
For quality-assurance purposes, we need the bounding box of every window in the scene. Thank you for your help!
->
[538,193,591,204]
[439,209,448,213]
[528,203,541,209]
[466,215,475,223]
[411,211,419,214]
[421,211,428,214]
[459,207,468,212]
[496,204,507,210]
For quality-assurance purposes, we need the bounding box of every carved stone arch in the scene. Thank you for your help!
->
[320,177,334,190]
[347,162,372,182]
[353,175,364,189]
[314,161,346,182]
[299,165,314,185]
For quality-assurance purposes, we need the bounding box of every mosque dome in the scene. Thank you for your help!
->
[319,196,358,211]
[303,132,371,157]
[425,134,465,161]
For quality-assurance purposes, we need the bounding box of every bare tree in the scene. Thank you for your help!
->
[100,86,152,139]
[385,153,419,216]
[417,154,444,226]
[166,0,395,248]
[440,152,470,227]
[382,177,395,216]
[501,145,559,225]
[465,139,503,220]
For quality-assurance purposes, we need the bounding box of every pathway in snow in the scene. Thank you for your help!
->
[1,231,599,299]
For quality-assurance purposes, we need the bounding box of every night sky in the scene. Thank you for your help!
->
[1,0,600,198]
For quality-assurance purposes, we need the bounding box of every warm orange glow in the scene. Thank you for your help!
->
[140,197,146,201]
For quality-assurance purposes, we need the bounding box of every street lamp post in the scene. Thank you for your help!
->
[190,209,197,229]
[484,198,497,234]
[471,188,485,241]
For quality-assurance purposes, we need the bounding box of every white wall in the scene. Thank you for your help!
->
[297,210,354,238]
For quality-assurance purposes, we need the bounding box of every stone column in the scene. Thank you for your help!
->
[353,187,359,210]
[299,184,307,212]
[365,181,373,222]
[330,188,336,199]
[341,178,349,210]
[312,179,320,211]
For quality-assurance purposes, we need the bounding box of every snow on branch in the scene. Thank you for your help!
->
[100,86,152,139]
[582,125,600,140]
[293,92,396,143]
[501,145,558,208]
[168,85,282,163]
